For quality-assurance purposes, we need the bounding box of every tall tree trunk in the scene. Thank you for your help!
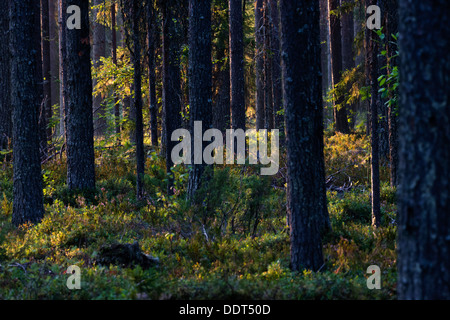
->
[42,0,53,143]
[147,0,158,147]
[129,0,145,200]
[270,0,283,133]
[10,0,45,226]
[0,0,11,151]
[397,0,450,300]
[58,0,66,137]
[49,0,60,120]
[319,0,329,99]
[366,0,381,227]
[111,0,121,137]
[329,0,350,134]
[64,0,96,191]
[386,0,398,187]
[255,0,265,130]
[187,0,213,203]
[229,0,246,131]
[263,0,274,130]
[212,0,230,134]
[93,0,106,137]
[341,0,355,128]
[280,0,330,272]
[162,0,182,194]
[34,1,46,157]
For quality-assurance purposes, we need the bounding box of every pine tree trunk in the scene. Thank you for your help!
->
[229,0,246,131]
[263,0,274,130]
[58,0,66,137]
[49,0,60,117]
[341,0,355,128]
[187,0,213,203]
[64,0,96,191]
[111,1,121,137]
[147,0,158,147]
[280,0,330,272]
[42,0,53,142]
[255,0,265,130]
[397,0,450,300]
[270,0,283,133]
[10,0,45,226]
[329,0,350,134]
[162,0,182,195]
[0,0,11,151]
[93,0,106,137]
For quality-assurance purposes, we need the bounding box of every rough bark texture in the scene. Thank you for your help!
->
[340,0,355,128]
[58,0,66,136]
[93,0,107,136]
[147,0,158,146]
[229,0,246,131]
[263,0,274,130]
[0,0,11,150]
[112,2,121,136]
[162,0,182,194]
[270,0,283,133]
[329,0,350,134]
[319,0,329,98]
[397,0,450,300]
[386,0,398,187]
[255,0,265,130]
[10,0,45,226]
[64,0,96,191]
[130,0,145,200]
[280,0,330,271]
[187,0,213,203]
[42,0,53,142]
[367,0,381,228]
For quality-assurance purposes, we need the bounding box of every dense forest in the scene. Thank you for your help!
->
[0,0,449,302]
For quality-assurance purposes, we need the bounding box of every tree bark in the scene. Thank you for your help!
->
[58,0,66,137]
[147,0,158,147]
[329,0,350,134]
[64,0,96,191]
[162,0,182,195]
[187,0,213,203]
[0,0,11,151]
[42,0,53,142]
[255,0,265,130]
[397,0,450,300]
[270,0,283,133]
[229,0,246,131]
[111,1,121,137]
[263,0,274,130]
[93,0,106,137]
[10,0,45,226]
[341,0,355,128]
[280,0,330,272]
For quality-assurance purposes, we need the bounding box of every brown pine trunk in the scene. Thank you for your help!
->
[0,0,11,151]
[93,0,106,137]
[255,0,265,130]
[10,0,45,226]
[397,0,450,300]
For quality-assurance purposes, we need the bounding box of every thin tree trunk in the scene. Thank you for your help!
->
[0,0,11,151]
[255,0,265,130]
[367,0,381,228]
[341,0,355,129]
[263,0,274,130]
[329,0,350,134]
[111,1,121,137]
[10,0,45,226]
[42,0,53,142]
[397,0,450,300]
[58,0,66,137]
[270,0,282,133]
[93,0,106,137]
[229,0,246,131]
[147,0,158,147]
[280,0,330,272]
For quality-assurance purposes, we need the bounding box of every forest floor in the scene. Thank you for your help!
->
[0,131,397,299]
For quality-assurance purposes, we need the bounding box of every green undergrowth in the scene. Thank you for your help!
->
[0,135,397,299]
